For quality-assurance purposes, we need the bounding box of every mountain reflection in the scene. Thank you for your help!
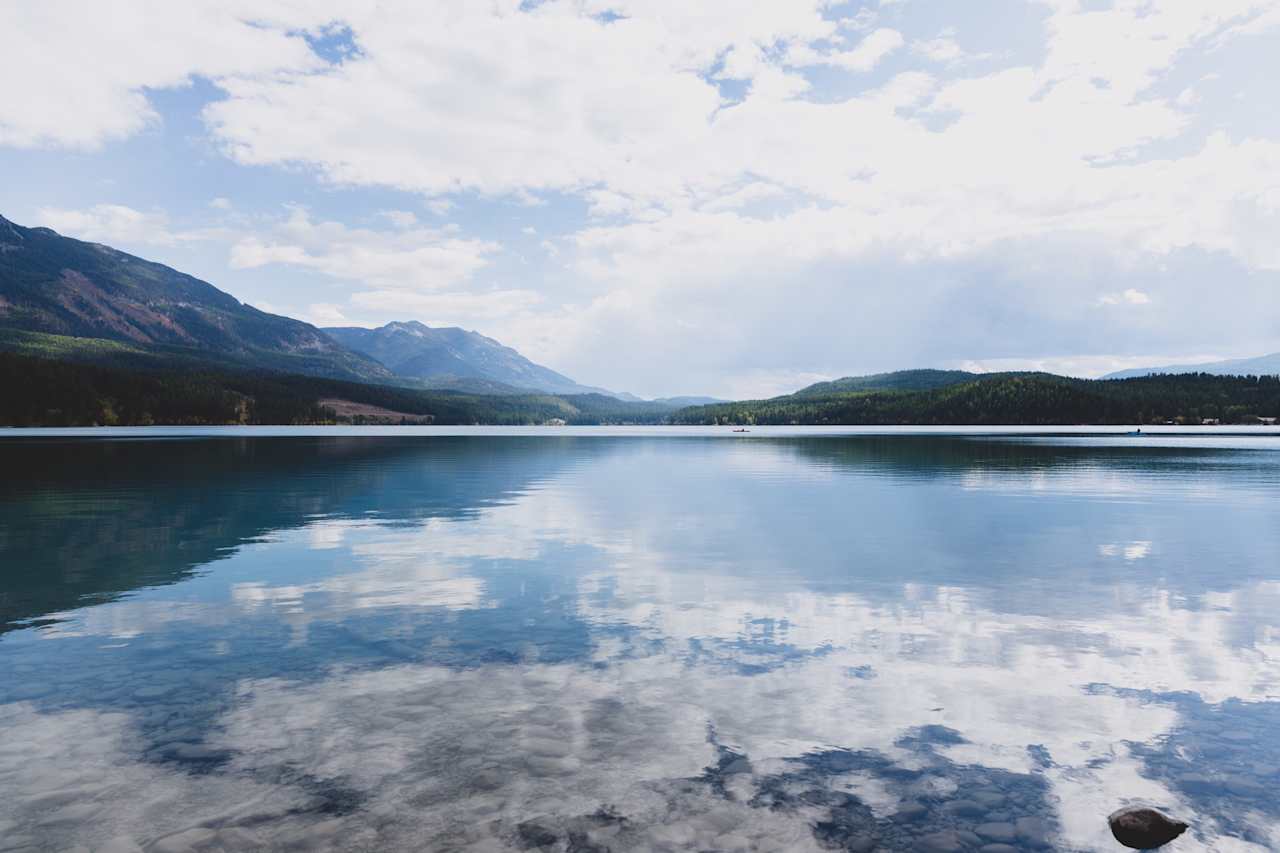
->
[1,434,1278,851]
[0,436,596,633]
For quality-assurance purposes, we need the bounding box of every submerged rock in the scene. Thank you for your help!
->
[1108,807,1188,849]
[517,820,559,849]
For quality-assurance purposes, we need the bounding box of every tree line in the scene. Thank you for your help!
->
[0,352,673,426]
[3,353,1278,427]
[669,373,1280,426]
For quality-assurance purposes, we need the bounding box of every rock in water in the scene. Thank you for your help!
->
[1108,807,1188,849]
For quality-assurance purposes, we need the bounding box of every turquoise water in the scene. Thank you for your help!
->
[1,430,1278,851]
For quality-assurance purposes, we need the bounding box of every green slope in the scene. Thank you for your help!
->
[671,372,1280,426]
[0,351,677,427]
[790,369,983,396]
[0,214,391,382]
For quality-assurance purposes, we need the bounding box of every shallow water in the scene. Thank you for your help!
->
[1,430,1278,851]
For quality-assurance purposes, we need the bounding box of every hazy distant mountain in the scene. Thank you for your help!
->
[325,321,616,396]
[1102,353,1280,380]
[0,214,391,382]
[653,396,725,406]
[791,369,982,397]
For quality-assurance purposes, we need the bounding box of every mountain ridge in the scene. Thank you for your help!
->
[0,213,391,383]
[790,369,985,397]
[0,213,641,397]
[1102,352,1280,380]
[323,320,619,397]
[671,371,1280,426]
[6,351,1278,427]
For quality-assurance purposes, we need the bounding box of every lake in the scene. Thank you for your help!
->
[2,428,1279,852]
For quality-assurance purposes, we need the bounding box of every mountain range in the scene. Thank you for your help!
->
[1102,353,1280,380]
[671,370,1280,426]
[324,321,614,396]
[0,213,640,398]
[0,214,391,383]
[2,212,1275,421]
[790,369,983,397]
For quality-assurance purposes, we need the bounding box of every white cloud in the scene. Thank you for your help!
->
[300,302,351,326]
[911,29,991,66]
[1037,1,1279,103]
[349,288,543,324]
[698,181,790,214]
[788,27,905,72]
[188,0,1280,343]
[379,209,418,229]
[720,368,836,401]
[36,204,192,246]
[1097,288,1153,307]
[204,2,732,198]
[6,0,1280,393]
[827,26,904,71]
[228,206,498,292]
[11,3,1280,273]
[837,10,879,34]
[913,35,964,63]
[0,2,334,149]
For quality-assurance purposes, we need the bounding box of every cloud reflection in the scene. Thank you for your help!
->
[2,436,1279,851]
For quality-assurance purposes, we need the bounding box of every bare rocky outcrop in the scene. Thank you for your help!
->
[1108,807,1188,849]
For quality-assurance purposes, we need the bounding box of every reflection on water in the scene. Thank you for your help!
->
[1,433,1278,851]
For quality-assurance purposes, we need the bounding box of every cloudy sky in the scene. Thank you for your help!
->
[2,1,1278,398]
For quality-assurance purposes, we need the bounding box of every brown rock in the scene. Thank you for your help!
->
[1108,807,1188,849]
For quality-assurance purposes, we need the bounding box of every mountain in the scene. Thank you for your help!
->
[0,214,391,382]
[5,346,1279,427]
[0,350,682,427]
[1102,352,1280,380]
[0,214,712,399]
[652,396,725,407]
[324,321,614,396]
[671,372,1280,426]
[791,369,982,397]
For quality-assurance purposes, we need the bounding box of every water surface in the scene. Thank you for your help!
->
[1,430,1278,851]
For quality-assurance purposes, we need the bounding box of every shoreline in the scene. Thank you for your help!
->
[3,424,1280,440]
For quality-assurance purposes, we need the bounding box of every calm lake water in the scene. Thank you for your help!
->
[2,428,1279,852]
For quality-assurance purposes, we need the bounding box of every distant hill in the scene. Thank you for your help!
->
[325,321,616,396]
[0,214,390,382]
[671,371,1280,426]
[791,369,982,397]
[0,214,710,400]
[1103,353,1280,380]
[4,349,1278,427]
[653,395,725,406]
[0,350,680,427]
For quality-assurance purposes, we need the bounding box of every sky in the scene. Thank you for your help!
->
[1,0,1278,399]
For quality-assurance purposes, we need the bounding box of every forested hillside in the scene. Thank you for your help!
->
[0,215,389,382]
[670,373,1280,426]
[789,369,983,396]
[0,353,675,427]
[4,354,1279,428]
